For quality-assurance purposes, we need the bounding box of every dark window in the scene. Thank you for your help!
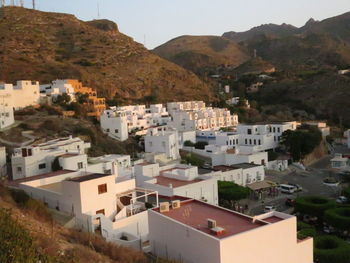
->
[98,184,107,194]
[38,163,46,169]
[115,129,119,134]
[78,162,83,169]
[245,139,247,144]
[247,129,252,135]
[28,149,32,156]
[22,148,27,157]
[106,128,110,132]
[96,209,105,215]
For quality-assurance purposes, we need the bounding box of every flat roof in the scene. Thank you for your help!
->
[67,173,110,183]
[230,163,262,169]
[212,165,240,172]
[155,200,268,239]
[155,176,203,188]
[12,170,74,185]
[39,182,63,194]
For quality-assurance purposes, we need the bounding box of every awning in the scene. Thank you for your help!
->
[247,180,276,191]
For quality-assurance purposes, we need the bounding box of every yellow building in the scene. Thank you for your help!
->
[66,80,106,119]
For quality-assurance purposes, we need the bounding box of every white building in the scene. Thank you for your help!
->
[148,199,313,263]
[0,85,14,129]
[100,110,129,141]
[17,169,158,250]
[135,162,219,205]
[0,80,40,110]
[100,104,171,141]
[11,136,91,180]
[211,163,265,186]
[40,79,76,101]
[330,154,349,170]
[145,127,180,161]
[167,101,238,132]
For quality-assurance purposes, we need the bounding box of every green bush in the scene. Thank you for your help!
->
[344,187,350,199]
[297,228,316,239]
[297,221,313,231]
[314,235,350,263]
[324,208,350,230]
[182,154,204,167]
[194,141,208,150]
[184,140,195,147]
[295,196,335,218]
[218,181,250,201]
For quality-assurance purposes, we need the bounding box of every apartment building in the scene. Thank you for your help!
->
[167,101,238,132]
[145,127,180,161]
[0,80,40,110]
[149,199,313,263]
[40,79,76,101]
[135,163,219,205]
[0,84,14,129]
[65,79,106,119]
[100,104,172,141]
[11,136,91,180]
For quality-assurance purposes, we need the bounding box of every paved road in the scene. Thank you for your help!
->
[248,158,342,215]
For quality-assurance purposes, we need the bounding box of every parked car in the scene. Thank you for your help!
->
[303,215,318,224]
[289,183,303,192]
[285,198,295,207]
[336,196,349,204]
[278,184,296,194]
[264,205,276,213]
[201,163,211,169]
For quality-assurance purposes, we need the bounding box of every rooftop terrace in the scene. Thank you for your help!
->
[155,176,203,188]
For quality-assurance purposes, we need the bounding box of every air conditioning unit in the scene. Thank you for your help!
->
[210,226,225,236]
[159,202,170,213]
[172,200,181,209]
[207,218,217,229]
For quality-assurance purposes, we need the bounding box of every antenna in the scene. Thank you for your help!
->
[32,0,35,9]
[97,2,100,19]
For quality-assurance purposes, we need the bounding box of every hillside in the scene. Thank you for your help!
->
[223,12,350,69]
[153,35,250,75]
[222,23,298,43]
[0,7,212,103]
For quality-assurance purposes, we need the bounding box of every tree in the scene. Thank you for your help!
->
[281,125,322,161]
[194,141,208,150]
[218,181,250,201]
[183,140,195,147]
[182,153,204,167]
[75,92,89,104]
[54,93,71,105]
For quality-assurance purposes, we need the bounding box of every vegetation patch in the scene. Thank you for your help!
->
[314,235,350,263]
[295,196,335,218]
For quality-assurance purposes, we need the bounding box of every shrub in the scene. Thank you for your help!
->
[184,140,195,147]
[0,208,40,263]
[24,199,52,222]
[9,188,30,205]
[344,187,350,199]
[182,153,204,167]
[297,221,313,231]
[194,141,208,150]
[314,236,350,263]
[52,157,62,172]
[297,228,316,239]
[295,196,335,218]
[324,208,350,230]
[218,181,250,201]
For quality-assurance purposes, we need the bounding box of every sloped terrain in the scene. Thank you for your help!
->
[0,7,212,103]
[153,35,250,75]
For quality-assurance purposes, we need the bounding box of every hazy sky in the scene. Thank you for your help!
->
[26,0,350,48]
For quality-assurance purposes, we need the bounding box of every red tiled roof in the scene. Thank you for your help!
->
[155,200,268,239]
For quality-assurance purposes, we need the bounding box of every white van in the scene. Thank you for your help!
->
[278,184,296,194]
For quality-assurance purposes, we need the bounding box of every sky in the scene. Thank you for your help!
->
[21,0,350,49]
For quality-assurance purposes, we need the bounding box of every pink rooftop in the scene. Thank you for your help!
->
[155,200,283,239]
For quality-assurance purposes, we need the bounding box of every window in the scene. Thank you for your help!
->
[17,167,22,172]
[106,128,110,132]
[115,129,119,134]
[78,162,84,169]
[96,209,105,215]
[245,139,247,144]
[38,163,46,170]
[247,129,252,135]
[98,184,107,194]
[277,127,281,133]
[254,139,256,145]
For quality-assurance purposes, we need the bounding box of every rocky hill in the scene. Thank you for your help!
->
[153,35,250,75]
[222,23,298,43]
[223,12,350,69]
[0,7,212,103]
